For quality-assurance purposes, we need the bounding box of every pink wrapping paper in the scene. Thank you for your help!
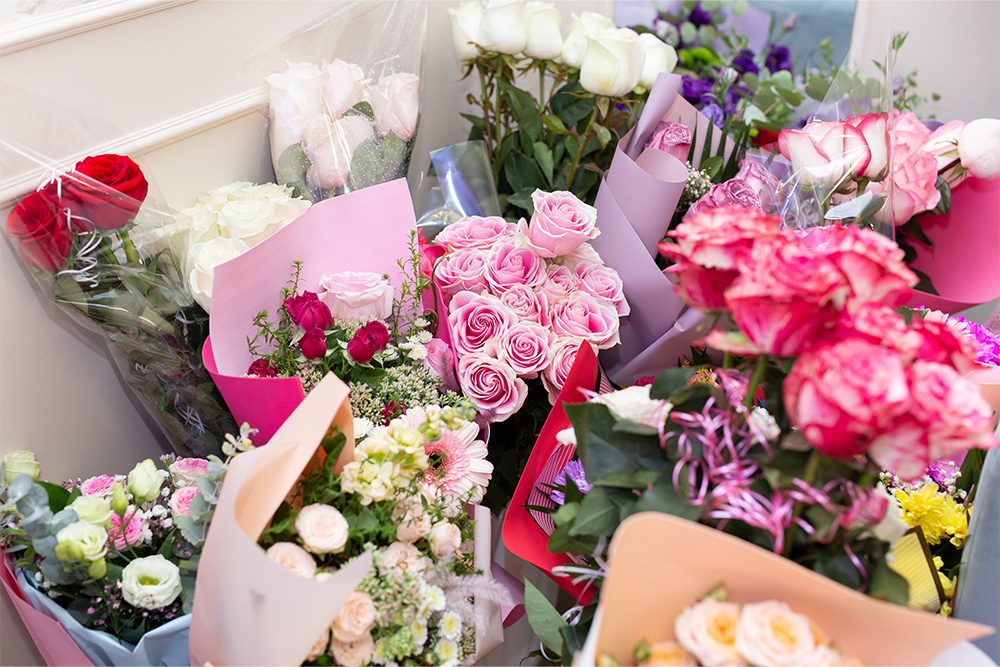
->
[2,552,95,667]
[203,178,418,445]
[906,177,1000,314]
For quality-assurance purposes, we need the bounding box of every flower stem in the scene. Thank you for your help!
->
[782,448,822,558]
[96,236,119,266]
[566,107,599,191]
[539,63,546,113]
[743,355,767,409]
[119,229,138,264]
[477,63,494,159]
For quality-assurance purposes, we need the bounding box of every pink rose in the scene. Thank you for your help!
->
[284,291,333,331]
[871,149,940,225]
[433,216,514,251]
[777,120,871,186]
[434,247,490,295]
[575,262,628,316]
[521,189,599,258]
[447,291,516,357]
[549,291,621,350]
[540,264,579,303]
[80,474,118,498]
[378,541,431,577]
[419,234,446,279]
[329,633,374,667]
[485,241,546,293]
[561,242,604,271]
[424,338,460,393]
[169,486,199,518]
[845,113,889,180]
[331,590,376,642]
[108,507,146,551]
[303,115,376,190]
[685,179,762,218]
[820,224,917,307]
[735,158,783,213]
[299,328,328,360]
[322,59,367,119]
[893,109,933,154]
[457,353,528,422]
[645,120,692,162]
[319,271,393,322]
[500,322,552,377]
[784,339,911,458]
[724,239,849,356]
[661,206,785,272]
[541,338,589,404]
[499,284,550,327]
[369,72,420,141]
[247,358,278,377]
[168,458,209,487]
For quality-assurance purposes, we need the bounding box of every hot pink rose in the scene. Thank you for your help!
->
[499,284,549,327]
[80,475,118,498]
[540,264,579,303]
[346,321,389,364]
[541,337,589,404]
[447,291,516,357]
[784,339,911,458]
[434,248,490,295]
[685,179,762,218]
[369,72,420,141]
[735,158,782,213]
[419,234,446,279]
[575,262,628,316]
[434,216,514,251]
[108,507,146,551]
[485,241,546,293]
[169,486,200,518]
[645,120,692,161]
[248,358,278,377]
[820,224,917,307]
[500,322,552,377]
[871,149,940,225]
[724,239,849,356]
[284,291,333,331]
[168,458,209,487]
[549,291,620,350]
[457,353,528,422]
[521,189,599,258]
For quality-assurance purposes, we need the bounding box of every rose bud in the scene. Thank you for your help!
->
[299,328,328,360]
[284,291,333,330]
[247,358,278,377]
[347,321,390,364]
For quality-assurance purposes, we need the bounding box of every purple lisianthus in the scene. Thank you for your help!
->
[548,459,592,505]
[682,75,713,104]
[765,45,792,73]
[687,2,713,28]
[702,103,725,129]
[731,49,758,76]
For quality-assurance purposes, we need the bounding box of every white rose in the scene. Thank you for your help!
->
[592,385,671,425]
[448,1,484,61]
[2,450,39,484]
[735,601,817,667]
[54,522,108,563]
[555,426,577,446]
[331,590,376,642]
[674,598,746,666]
[868,482,909,543]
[428,520,462,560]
[127,459,164,504]
[266,541,317,578]
[560,11,616,68]
[303,115,377,190]
[266,62,328,159]
[329,632,374,667]
[637,33,677,89]
[69,495,111,526]
[121,555,182,610]
[187,236,250,312]
[378,541,431,577]
[579,27,645,98]
[393,497,432,543]
[216,197,280,244]
[322,59,368,119]
[523,2,563,60]
[369,72,420,141]
[478,0,528,55]
[958,118,1000,180]
[318,271,393,322]
[295,504,349,554]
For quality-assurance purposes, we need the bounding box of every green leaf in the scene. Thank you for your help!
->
[805,75,831,101]
[348,131,410,191]
[596,96,610,120]
[869,560,910,605]
[460,113,487,132]
[551,83,594,125]
[533,141,555,186]
[504,151,546,194]
[932,176,952,215]
[649,367,698,400]
[524,579,568,655]
[548,522,596,555]
[592,470,659,489]
[275,143,315,203]
[499,79,542,143]
[611,420,659,436]
[552,502,579,527]
[775,86,804,106]
[680,21,697,45]
[568,403,667,480]
[595,125,612,149]
[37,481,71,512]
[699,156,724,179]
[629,483,701,520]
[897,217,934,247]
[569,487,619,537]
[543,113,570,135]
[344,101,374,120]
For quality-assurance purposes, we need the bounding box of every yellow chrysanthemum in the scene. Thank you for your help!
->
[894,484,968,546]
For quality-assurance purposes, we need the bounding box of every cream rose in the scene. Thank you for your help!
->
[378,541,431,577]
[2,450,39,484]
[295,503,350,554]
[331,590,377,642]
[306,631,330,662]
[329,632,374,667]
[127,459,164,504]
[369,72,420,142]
[674,598,746,666]
[637,33,678,90]
[523,2,563,60]
[54,522,108,563]
[318,271,394,322]
[580,27,645,98]
[478,0,528,55]
[266,541,317,578]
[734,601,817,667]
[448,1,484,61]
[428,520,462,560]
[592,385,671,425]
[187,236,251,312]
[561,11,617,68]
[121,555,182,610]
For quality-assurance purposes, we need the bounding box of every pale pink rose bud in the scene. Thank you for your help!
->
[433,216,515,251]
[447,291,516,357]
[500,322,552,377]
[295,504,349,554]
[434,248,490,295]
[485,240,546,293]
[920,120,966,172]
[80,474,118,498]
[499,284,550,327]
[331,590,376,643]
[369,72,420,141]
[169,486,199,518]
[321,59,367,119]
[424,338,460,393]
[302,115,376,190]
[168,458,209,487]
[457,353,528,421]
[575,262,628,316]
[645,120,691,162]
[378,541,431,577]
[549,291,620,350]
[427,520,462,560]
[521,189,599,258]
[265,542,317,578]
[318,271,393,323]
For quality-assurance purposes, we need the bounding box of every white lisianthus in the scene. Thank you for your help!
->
[868,482,909,543]
[69,495,112,526]
[478,0,528,55]
[592,385,671,425]
[187,237,250,312]
[295,504,350,554]
[448,1,485,61]
[127,459,163,504]
[579,27,645,98]
[523,2,563,60]
[636,33,678,89]
[747,407,781,444]
[121,555,182,610]
[54,522,108,563]
[2,450,40,484]
[560,11,616,68]
[958,118,1000,180]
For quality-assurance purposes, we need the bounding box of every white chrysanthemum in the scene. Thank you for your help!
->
[435,639,459,663]
[354,417,375,440]
[425,585,446,613]
[439,611,462,640]
[409,619,428,647]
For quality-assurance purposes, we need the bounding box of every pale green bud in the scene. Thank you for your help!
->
[70,495,112,526]
[88,558,107,579]
[110,482,129,515]
[127,459,163,503]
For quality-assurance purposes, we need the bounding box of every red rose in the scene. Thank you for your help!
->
[299,328,328,360]
[6,190,73,271]
[347,321,389,363]
[247,358,278,377]
[283,291,332,330]
[61,154,148,230]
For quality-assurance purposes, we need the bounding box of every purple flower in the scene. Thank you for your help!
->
[688,2,713,28]
[731,49,758,76]
[765,45,792,73]
[952,316,1000,366]
[548,459,592,505]
[723,85,749,115]
[702,103,725,129]
[682,75,713,104]
[927,460,962,491]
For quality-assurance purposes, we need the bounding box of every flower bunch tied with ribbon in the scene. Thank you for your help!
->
[3,154,236,458]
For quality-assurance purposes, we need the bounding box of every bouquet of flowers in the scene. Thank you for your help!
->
[0,436,249,665]
[256,1,426,204]
[2,151,235,458]
[448,0,678,219]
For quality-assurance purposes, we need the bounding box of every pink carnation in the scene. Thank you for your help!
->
[820,225,917,308]
[108,506,146,551]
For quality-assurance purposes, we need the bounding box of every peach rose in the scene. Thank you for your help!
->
[734,601,817,667]
[331,590,376,642]
[265,542,317,578]
[329,632,374,667]
[674,598,745,666]
[427,520,462,560]
[295,503,349,554]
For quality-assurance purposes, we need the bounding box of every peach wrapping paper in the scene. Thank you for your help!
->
[577,513,993,667]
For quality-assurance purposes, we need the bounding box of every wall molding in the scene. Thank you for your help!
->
[1,87,267,207]
[0,0,194,56]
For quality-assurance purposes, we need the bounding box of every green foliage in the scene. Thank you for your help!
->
[524,579,568,656]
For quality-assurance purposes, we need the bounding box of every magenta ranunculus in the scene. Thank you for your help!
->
[499,284,549,327]
[540,264,579,303]
[457,353,528,422]
[724,239,849,356]
[645,120,692,162]
[299,328,328,360]
[820,225,917,308]
[347,321,389,363]
[433,216,514,251]
[108,507,146,551]
[520,189,599,258]
[541,337,589,404]
[685,179,762,218]
[248,358,278,377]
[485,240,546,293]
[434,248,490,296]
[575,262,628,316]
[284,291,333,330]
[447,291,516,357]
[500,322,552,377]
[784,339,911,459]
[549,291,620,350]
